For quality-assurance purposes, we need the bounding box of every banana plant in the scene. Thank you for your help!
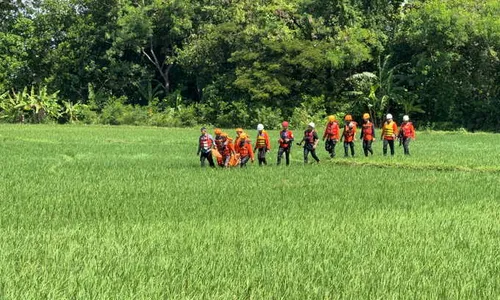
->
[0,88,29,122]
[62,101,88,123]
[27,86,61,123]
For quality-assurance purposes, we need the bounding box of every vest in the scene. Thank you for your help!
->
[199,134,212,150]
[401,122,414,138]
[279,130,292,148]
[304,130,316,144]
[256,131,267,148]
[362,122,374,141]
[326,122,339,136]
[239,141,249,157]
[383,121,396,138]
[343,124,355,142]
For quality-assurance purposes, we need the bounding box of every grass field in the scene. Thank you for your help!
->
[0,124,499,299]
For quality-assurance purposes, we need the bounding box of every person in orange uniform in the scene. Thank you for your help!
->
[236,133,254,167]
[340,114,357,157]
[381,113,398,156]
[234,128,244,147]
[322,115,340,158]
[254,124,271,166]
[277,121,294,166]
[360,113,375,156]
[297,122,320,164]
[214,129,233,167]
[197,127,215,168]
[399,115,416,155]
[222,132,236,165]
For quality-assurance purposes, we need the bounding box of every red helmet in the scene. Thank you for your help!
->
[282,121,289,127]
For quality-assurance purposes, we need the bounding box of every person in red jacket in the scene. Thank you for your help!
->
[381,113,398,156]
[360,113,376,156]
[196,127,215,168]
[322,115,340,158]
[254,123,271,166]
[340,114,357,157]
[237,133,254,167]
[399,115,416,155]
[277,121,294,166]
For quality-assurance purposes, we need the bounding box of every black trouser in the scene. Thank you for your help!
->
[383,139,395,156]
[240,156,250,167]
[325,139,337,158]
[304,146,320,163]
[344,141,355,157]
[200,151,215,167]
[402,137,411,155]
[277,147,291,166]
[363,140,373,156]
[257,148,267,166]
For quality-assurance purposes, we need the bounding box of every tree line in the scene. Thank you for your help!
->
[0,0,499,130]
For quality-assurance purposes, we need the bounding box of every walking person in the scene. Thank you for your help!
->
[399,115,416,155]
[277,121,294,166]
[360,113,376,156]
[234,128,244,147]
[297,122,320,164]
[236,133,254,167]
[197,127,215,168]
[322,115,340,158]
[214,129,233,167]
[381,113,398,156]
[254,124,271,166]
[340,114,357,157]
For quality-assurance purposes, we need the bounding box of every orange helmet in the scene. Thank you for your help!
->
[214,128,222,135]
[363,113,370,120]
[328,115,336,122]
[239,133,247,140]
[344,114,353,121]
[235,128,243,133]
[221,132,228,138]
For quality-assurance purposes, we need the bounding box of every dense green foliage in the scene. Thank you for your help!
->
[0,125,499,298]
[0,0,499,130]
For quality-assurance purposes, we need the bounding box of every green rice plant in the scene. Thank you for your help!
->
[0,125,498,299]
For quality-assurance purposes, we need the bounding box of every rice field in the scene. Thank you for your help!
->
[0,124,499,299]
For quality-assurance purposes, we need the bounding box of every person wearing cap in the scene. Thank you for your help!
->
[197,127,215,168]
[277,121,294,166]
[234,128,244,147]
[297,122,320,164]
[360,113,376,156]
[214,129,233,167]
[236,133,254,167]
[340,114,357,157]
[322,115,340,158]
[398,115,416,155]
[381,113,398,156]
[254,124,271,166]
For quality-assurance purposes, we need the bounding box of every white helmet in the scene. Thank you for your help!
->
[308,122,315,129]
[386,113,393,120]
[257,124,264,131]
[403,115,410,122]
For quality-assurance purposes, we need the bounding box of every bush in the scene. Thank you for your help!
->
[120,105,149,126]
[290,104,326,130]
[79,106,99,124]
[147,108,181,127]
[251,106,283,130]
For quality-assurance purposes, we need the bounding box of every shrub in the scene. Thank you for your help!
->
[100,97,129,125]
[251,106,283,130]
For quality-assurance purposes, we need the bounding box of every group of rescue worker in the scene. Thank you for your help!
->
[197,113,416,168]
